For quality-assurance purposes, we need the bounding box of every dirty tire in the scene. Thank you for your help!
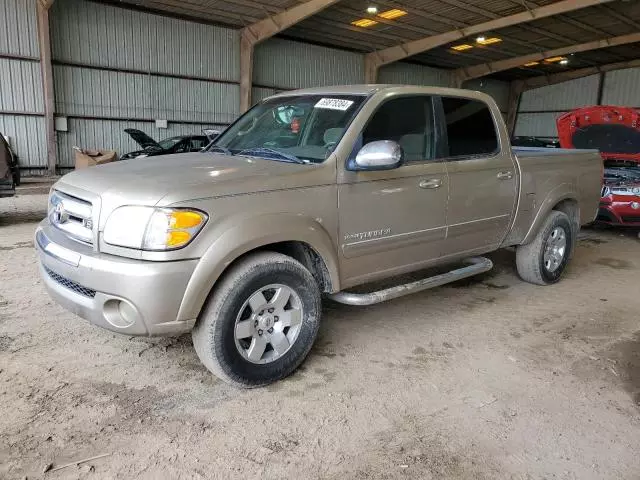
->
[192,252,321,388]
[516,211,573,286]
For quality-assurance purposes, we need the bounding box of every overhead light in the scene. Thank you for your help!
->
[545,56,567,63]
[378,8,407,19]
[366,6,378,14]
[523,61,540,67]
[451,44,474,51]
[352,18,378,27]
[476,35,486,43]
[559,59,569,65]
[476,37,502,45]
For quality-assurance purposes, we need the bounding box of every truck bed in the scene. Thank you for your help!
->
[503,147,603,246]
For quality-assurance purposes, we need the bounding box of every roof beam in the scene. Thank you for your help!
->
[455,32,640,82]
[239,0,339,112]
[521,58,640,91]
[364,0,615,83]
[37,0,56,175]
[241,0,340,44]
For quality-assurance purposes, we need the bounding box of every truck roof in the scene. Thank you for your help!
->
[270,84,485,99]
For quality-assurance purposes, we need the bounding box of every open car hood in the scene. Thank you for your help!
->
[557,106,640,164]
[124,129,161,150]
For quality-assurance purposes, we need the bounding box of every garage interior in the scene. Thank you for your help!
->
[1,0,640,478]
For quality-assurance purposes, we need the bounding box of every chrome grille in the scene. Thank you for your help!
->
[49,191,94,244]
[44,265,97,298]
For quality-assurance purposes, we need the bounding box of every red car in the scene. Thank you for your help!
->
[557,106,640,227]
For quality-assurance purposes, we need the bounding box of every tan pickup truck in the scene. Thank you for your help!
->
[36,85,602,387]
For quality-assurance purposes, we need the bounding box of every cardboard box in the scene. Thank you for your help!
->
[73,148,117,169]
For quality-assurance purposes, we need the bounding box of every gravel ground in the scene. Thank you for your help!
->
[1,190,640,480]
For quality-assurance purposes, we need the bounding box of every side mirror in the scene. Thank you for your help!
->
[353,140,403,171]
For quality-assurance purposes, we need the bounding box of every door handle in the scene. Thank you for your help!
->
[419,179,442,189]
[497,171,513,180]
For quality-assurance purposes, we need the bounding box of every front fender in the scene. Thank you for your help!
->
[521,183,577,245]
[176,214,340,322]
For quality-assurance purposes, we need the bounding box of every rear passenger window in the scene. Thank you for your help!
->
[363,96,435,162]
[441,97,499,158]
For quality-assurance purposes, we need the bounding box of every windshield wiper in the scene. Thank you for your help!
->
[237,147,306,164]
[208,145,233,155]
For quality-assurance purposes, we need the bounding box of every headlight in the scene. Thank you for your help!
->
[103,206,207,250]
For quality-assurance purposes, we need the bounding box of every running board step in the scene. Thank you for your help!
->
[327,257,493,306]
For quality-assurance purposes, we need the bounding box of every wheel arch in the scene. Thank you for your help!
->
[176,214,340,322]
[521,184,579,245]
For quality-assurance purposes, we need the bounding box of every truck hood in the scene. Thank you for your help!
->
[57,152,331,210]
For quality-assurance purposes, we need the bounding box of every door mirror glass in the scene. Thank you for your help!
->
[354,140,403,170]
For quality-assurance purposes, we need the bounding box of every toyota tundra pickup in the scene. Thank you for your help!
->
[35,85,602,387]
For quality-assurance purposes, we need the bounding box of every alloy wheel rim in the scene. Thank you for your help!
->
[543,227,567,273]
[234,284,303,364]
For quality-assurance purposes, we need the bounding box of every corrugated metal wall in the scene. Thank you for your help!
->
[378,62,451,87]
[53,65,238,124]
[515,74,601,139]
[0,0,39,57]
[0,114,46,169]
[51,0,239,82]
[601,68,640,106]
[519,75,600,111]
[514,68,640,139]
[0,0,45,173]
[56,118,221,168]
[50,0,241,167]
[254,38,363,89]
[462,78,510,114]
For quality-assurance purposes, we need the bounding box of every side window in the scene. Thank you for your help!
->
[440,97,499,159]
[190,137,208,151]
[174,140,189,153]
[363,96,435,162]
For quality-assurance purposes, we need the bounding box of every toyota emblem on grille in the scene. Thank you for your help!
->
[54,202,69,224]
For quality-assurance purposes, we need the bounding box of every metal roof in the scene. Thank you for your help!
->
[96,0,640,81]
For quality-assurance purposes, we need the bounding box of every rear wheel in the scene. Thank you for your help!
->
[192,252,321,387]
[516,211,573,285]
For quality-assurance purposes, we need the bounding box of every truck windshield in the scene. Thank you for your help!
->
[211,94,366,163]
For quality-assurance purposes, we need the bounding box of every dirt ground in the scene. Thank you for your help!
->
[1,189,640,480]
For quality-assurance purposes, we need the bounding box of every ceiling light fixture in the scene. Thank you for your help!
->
[476,37,502,45]
[476,35,486,43]
[545,56,567,63]
[352,18,378,27]
[366,6,378,14]
[378,8,407,19]
[523,61,540,67]
[451,44,474,51]
[559,59,569,65]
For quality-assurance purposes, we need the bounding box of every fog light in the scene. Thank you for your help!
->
[631,202,640,210]
[103,299,138,328]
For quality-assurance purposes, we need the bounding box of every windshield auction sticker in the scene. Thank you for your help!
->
[315,98,354,111]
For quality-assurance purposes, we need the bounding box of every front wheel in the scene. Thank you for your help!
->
[516,211,574,286]
[192,252,321,387]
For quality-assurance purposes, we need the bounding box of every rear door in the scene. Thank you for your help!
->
[436,96,517,256]
[338,95,449,287]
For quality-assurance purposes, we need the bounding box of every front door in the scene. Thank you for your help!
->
[437,95,517,257]
[338,95,449,288]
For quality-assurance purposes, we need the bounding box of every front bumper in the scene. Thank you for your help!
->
[596,199,640,227]
[35,222,199,336]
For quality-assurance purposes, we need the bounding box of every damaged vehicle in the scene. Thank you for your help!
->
[120,129,211,160]
[36,85,602,387]
[557,106,640,227]
[0,133,19,198]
